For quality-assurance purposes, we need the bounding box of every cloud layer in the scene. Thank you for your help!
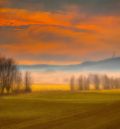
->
[0,0,120,64]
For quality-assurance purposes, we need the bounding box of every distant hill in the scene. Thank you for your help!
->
[19,57,120,72]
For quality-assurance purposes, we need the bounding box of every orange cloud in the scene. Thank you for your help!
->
[0,8,72,27]
[0,7,120,65]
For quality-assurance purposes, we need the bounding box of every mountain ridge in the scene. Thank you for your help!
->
[19,57,120,72]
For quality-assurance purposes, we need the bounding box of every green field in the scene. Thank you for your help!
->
[0,91,120,129]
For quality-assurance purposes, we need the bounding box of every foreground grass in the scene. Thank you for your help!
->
[0,91,120,129]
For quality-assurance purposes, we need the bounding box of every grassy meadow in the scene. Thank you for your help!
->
[1,85,120,129]
[32,84,70,91]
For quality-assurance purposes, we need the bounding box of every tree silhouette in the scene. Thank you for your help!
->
[78,76,84,91]
[0,57,18,94]
[70,76,75,92]
[24,71,32,93]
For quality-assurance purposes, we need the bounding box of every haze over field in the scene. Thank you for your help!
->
[20,57,120,84]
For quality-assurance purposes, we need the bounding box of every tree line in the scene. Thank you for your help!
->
[70,74,120,91]
[0,56,32,95]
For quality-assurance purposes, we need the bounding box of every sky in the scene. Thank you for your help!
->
[0,0,120,65]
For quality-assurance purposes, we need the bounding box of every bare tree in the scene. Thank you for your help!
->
[0,57,18,94]
[14,71,23,93]
[70,76,75,92]
[102,75,110,90]
[0,55,33,95]
[114,78,120,89]
[92,74,100,90]
[69,73,120,92]
[84,77,90,90]
[24,71,32,93]
[109,77,114,89]
[78,76,84,91]
[117,77,120,89]
[78,75,90,91]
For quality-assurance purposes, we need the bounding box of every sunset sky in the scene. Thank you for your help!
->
[0,0,120,65]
